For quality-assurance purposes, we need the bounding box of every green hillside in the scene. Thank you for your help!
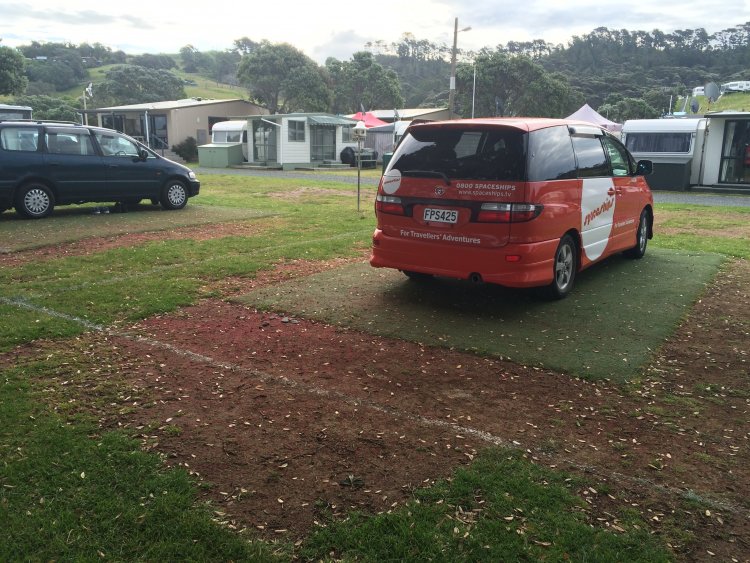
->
[58,66,247,102]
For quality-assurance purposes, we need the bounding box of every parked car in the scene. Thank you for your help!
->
[0,120,200,219]
[370,117,654,298]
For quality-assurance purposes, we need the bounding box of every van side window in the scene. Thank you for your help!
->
[527,126,576,181]
[0,127,39,152]
[601,136,632,176]
[45,129,95,156]
[572,135,609,177]
[93,132,140,157]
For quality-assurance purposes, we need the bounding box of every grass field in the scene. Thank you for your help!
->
[1,174,746,560]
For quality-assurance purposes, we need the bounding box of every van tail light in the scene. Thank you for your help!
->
[477,202,543,223]
[510,203,543,222]
[376,194,405,215]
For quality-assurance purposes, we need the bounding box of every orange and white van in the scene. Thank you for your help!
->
[370,118,654,298]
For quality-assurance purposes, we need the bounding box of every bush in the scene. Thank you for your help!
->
[171,136,198,161]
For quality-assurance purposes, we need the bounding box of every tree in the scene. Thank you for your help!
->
[455,51,580,119]
[0,45,27,95]
[326,51,403,114]
[94,65,186,106]
[232,37,259,56]
[237,41,331,113]
[597,97,659,121]
[182,46,217,76]
[10,94,78,121]
[130,54,176,70]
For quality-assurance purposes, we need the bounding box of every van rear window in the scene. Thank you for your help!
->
[390,127,526,181]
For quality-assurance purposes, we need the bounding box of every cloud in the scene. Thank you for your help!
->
[0,2,153,29]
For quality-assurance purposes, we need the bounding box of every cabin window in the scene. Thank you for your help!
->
[288,120,305,142]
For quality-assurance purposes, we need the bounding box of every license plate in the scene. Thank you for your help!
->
[423,208,458,224]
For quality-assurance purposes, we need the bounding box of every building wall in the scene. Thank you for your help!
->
[280,117,310,165]
[167,101,266,148]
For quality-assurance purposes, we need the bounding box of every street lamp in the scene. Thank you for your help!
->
[352,120,367,212]
[472,62,477,118]
[448,17,471,119]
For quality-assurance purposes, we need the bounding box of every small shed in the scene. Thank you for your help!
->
[198,143,245,168]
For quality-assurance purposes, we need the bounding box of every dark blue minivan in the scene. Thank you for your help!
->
[0,121,200,219]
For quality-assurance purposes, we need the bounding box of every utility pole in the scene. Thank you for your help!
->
[448,18,458,119]
[448,18,471,119]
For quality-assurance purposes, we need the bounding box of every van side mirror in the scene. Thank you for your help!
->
[636,159,653,176]
[138,149,149,161]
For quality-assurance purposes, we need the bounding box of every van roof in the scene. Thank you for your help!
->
[409,117,604,133]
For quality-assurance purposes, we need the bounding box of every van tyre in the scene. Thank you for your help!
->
[160,180,188,210]
[544,234,577,300]
[15,182,55,219]
[624,209,649,259]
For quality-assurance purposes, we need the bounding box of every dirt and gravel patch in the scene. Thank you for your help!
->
[3,228,749,561]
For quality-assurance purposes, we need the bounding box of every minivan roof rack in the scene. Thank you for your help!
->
[0,119,81,125]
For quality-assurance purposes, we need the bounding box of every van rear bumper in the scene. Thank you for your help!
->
[370,229,560,287]
[369,228,560,288]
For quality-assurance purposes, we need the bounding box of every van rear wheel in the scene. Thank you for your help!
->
[543,234,577,300]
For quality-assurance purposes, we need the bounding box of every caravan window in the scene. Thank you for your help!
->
[625,132,692,153]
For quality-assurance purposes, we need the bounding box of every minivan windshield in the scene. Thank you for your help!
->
[389,126,526,181]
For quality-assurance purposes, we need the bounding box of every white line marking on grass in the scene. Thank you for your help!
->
[1,296,106,331]
[1,293,509,447]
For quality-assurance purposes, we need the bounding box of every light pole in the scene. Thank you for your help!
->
[472,62,477,118]
[352,120,367,213]
[448,17,471,119]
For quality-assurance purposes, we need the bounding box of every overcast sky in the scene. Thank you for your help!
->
[1,0,747,63]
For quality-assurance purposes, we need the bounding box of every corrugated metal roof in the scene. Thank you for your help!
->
[309,115,357,126]
[93,98,254,112]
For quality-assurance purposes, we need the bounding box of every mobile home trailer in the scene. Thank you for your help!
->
[621,118,706,190]
[0,104,32,120]
[210,120,249,160]
[720,81,750,94]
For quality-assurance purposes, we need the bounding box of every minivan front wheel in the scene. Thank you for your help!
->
[15,182,55,219]
[160,180,188,210]
[544,234,577,299]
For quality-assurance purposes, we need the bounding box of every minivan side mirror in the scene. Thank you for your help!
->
[636,159,653,176]
[138,148,149,161]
